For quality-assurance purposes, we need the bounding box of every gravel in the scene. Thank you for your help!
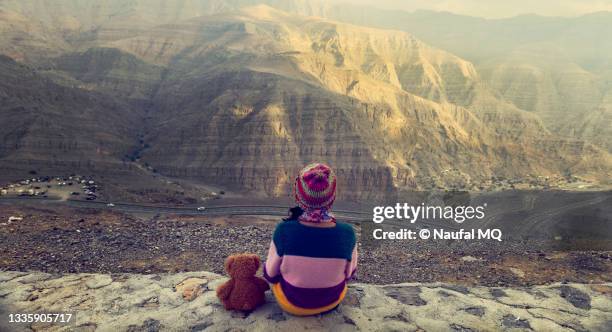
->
[1,209,610,286]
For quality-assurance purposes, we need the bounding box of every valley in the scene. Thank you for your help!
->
[0,2,610,201]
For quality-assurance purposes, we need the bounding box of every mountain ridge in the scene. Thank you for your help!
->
[0,2,610,196]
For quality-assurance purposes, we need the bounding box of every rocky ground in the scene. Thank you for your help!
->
[1,271,611,331]
[0,205,611,286]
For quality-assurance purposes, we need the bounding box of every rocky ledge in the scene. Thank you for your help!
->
[0,271,610,331]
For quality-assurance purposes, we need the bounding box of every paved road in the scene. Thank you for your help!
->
[0,196,370,222]
[0,196,467,230]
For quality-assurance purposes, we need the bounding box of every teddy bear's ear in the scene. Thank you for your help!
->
[225,256,235,273]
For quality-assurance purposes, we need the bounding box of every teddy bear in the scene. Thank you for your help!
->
[216,253,270,311]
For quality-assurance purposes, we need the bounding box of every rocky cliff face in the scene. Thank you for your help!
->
[479,52,612,152]
[0,55,142,175]
[124,6,610,195]
[265,3,612,153]
[49,48,164,102]
[140,67,400,198]
[1,271,611,331]
[141,64,610,197]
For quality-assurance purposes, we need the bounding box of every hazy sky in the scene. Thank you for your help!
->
[340,0,612,18]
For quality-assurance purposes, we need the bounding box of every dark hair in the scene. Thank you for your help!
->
[283,206,304,221]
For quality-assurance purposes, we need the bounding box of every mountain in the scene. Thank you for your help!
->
[48,47,164,102]
[0,55,142,175]
[265,4,612,152]
[0,2,610,197]
[3,0,605,153]
[478,49,612,151]
[0,5,71,62]
[303,6,612,70]
[77,6,606,192]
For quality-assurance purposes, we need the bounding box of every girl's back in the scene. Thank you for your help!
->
[264,163,358,316]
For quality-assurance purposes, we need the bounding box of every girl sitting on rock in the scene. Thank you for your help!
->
[264,163,358,316]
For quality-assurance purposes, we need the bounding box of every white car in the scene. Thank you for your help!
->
[107,203,115,207]
[197,206,206,211]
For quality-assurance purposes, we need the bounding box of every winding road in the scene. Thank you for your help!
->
[0,196,370,222]
[0,196,467,230]
[3,191,609,237]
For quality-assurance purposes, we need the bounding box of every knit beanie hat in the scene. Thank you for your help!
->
[294,163,336,210]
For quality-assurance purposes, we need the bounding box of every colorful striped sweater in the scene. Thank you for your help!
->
[264,220,358,309]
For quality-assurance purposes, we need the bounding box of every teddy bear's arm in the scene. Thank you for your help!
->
[255,277,270,292]
[216,279,235,300]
